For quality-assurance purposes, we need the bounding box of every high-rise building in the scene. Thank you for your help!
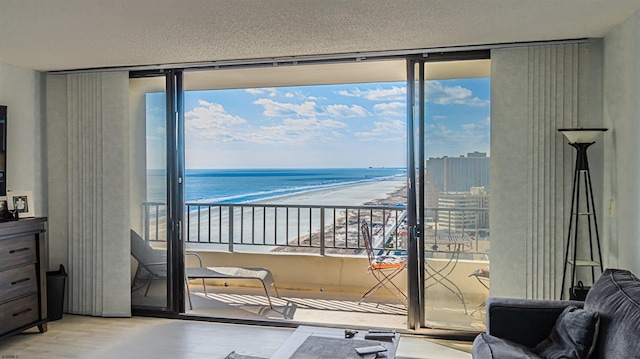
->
[437,187,489,235]
[426,151,489,192]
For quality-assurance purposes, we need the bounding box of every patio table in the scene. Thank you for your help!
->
[424,234,472,314]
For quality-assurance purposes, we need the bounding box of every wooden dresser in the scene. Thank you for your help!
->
[0,218,48,339]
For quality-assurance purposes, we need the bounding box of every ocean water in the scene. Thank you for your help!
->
[148,168,405,204]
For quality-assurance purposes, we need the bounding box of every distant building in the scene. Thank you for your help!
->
[426,151,489,192]
[424,182,439,220]
[437,187,489,235]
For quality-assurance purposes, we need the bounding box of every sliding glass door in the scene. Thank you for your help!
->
[406,56,491,331]
[130,71,185,314]
[128,55,489,332]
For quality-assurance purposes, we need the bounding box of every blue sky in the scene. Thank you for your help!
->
[147,78,490,169]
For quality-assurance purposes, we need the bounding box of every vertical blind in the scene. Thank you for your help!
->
[46,72,130,316]
[491,41,603,300]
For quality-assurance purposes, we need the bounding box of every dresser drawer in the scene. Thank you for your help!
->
[0,265,37,303]
[0,294,39,334]
[0,236,36,270]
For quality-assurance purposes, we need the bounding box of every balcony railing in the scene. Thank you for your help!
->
[142,202,489,256]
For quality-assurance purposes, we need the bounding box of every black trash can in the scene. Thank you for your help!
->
[46,264,67,321]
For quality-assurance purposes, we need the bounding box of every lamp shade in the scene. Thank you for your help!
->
[558,128,608,143]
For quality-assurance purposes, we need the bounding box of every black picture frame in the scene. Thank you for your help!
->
[0,200,7,218]
[12,195,29,213]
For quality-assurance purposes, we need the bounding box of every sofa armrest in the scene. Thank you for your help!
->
[486,297,584,348]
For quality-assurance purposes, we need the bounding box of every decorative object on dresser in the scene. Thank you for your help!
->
[7,190,35,219]
[0,218,48,340]
[0,200,8,220]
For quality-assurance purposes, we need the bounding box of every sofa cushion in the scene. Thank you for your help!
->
[584,269,640,358]
[486,298,584,348]
[472,333,542,359]
[533,306,599,359]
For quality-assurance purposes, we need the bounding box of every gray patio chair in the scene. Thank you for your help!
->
[130,230,166,296]
[185,254,280,309]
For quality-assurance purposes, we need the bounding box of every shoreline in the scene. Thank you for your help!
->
[178,177,408,254]
[270,178,408,254]
[253,176,406,206]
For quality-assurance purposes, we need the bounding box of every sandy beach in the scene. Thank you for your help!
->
[253,177,407,206]
[182,177,407,253]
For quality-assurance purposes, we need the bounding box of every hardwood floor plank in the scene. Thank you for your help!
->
[0,314,471,359]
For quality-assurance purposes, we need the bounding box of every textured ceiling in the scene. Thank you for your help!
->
[0,0,639,72]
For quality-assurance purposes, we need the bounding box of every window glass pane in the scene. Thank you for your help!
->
[130,77,169,310]
[422,72,491,331]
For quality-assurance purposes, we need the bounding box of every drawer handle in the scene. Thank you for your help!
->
[11,277,31,285]
[9,247,30,254]
[12,308,32,317]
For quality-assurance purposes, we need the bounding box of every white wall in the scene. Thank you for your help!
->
[0,61,46,216]
[602,10,640,275]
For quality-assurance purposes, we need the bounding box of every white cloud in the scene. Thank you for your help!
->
[338,86,406,101]
[431,115,447,121]
[254,98,320,117]
[281,90,324,101]
[373,102,405,117]
[185,98,354,146]
[424,121,490,157]
[246,117,348,145]
[246,87,278,97]
[146,126,166,141]
[326,104,369,118]
[282,118,347,129]
[185,100,248,142]
[462,123,481,131]
[483,116,491,125]
[426,81,489,106]
[186,100,247,129]
[355,119,406,142]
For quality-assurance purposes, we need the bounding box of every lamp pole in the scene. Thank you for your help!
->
[558,128,607,300]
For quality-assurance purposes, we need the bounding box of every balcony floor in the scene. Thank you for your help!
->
[183,283,486,334]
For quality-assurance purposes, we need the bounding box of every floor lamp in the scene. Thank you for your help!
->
[558,128,607,300]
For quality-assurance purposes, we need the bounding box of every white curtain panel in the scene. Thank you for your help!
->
[490,41,604,300]
[46,72,131,316]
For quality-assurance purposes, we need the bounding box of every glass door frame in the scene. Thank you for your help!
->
[406,57,425,330]
[130,69,185,316]
[169,70,186,314]
[405,52,490,330]
[131,52,488,326]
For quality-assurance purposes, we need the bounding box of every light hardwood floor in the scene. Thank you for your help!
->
[0,315,471,359]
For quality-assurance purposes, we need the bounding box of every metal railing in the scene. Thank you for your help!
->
[142,202,489,255]
[185,203,408,255]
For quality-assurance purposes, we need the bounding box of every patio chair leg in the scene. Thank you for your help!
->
[359,267,407,307]
[470,301,486,316]
[261,282,275,309]
[375,268,407,306]
[131,263,142,290]
[144,277,153,297]
[185,276,193,310]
